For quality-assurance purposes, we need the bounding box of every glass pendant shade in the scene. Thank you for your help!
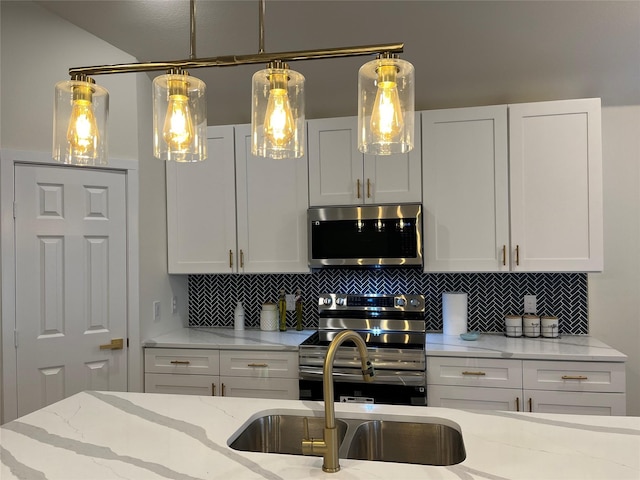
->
[358,55,415,155]
[252,62,305,159]
[53,77,108,166]
[153,71,207,162]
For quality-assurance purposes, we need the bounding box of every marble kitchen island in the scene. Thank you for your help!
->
[1,391,638,480]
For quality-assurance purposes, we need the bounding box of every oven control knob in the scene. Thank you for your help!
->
[336,297,346,306]
[395,297,406,307]
[409,298,420,307]
[321,297,333,306]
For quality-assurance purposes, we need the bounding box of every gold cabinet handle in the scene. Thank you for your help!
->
[516,397,520,412]
[229,249,233,269]
[170,360,191,365]
[528,397,533,412]
[99,338,123,350]
[240,249,244,268]
[211,383,216,396]
[561,375,588,380]
[367,178,371,198]
[502,245,506,266]
[248,363,268,368]
[461,371,486,376]
[516,245,520,266]
[357,179,361,199]
[221,383,226,397]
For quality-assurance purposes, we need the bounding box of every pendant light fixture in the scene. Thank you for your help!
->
[54,0,414,166]
[53,74,108,166]
[153,68,207,162]
[358,53,415,155]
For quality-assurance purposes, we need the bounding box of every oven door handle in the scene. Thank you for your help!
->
[299,366,425,386]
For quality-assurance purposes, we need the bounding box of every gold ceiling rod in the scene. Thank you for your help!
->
[68,43,405,77]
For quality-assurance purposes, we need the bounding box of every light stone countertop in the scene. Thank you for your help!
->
[143,328,627,363]
[142,327,315,350]
[426,333,628,361]
[1,391,638,480]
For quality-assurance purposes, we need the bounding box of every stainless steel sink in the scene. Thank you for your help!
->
[229,413,466,466]
[345,420,466,466]
[229,414,348,456]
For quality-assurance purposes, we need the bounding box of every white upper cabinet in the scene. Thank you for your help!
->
[167,125,236,274]
[422,105,510,272]
[166,125,310,274]
[422,98,603,272]
[508,99,603,272]
[308,116,422,206]
[234,124,310,273]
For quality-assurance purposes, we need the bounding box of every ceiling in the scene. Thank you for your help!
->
[37,0,640,126]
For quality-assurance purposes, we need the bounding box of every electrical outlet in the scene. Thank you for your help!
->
[153,301,161,321]
[524,295,537,314]
[171,296,178,314]
[286,294,296,311]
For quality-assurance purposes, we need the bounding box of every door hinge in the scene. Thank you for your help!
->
[14,330,18,348]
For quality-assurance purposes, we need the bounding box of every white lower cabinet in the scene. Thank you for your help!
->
[427,356,626,415]
[219,350,299,400]
[144,348,299,400]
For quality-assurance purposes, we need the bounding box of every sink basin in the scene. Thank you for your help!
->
[345,420,466,466]
[229,412,466,466]
[229,415,348,455]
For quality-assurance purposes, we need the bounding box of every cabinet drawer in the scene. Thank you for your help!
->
[427,385,520,412]
[525,390,626,416]
[144,348,220,375]
[145,373,218,396]
[427,357,522,388]
[219,350,298,378]
[221,377,299,400]
[523,360,625,393]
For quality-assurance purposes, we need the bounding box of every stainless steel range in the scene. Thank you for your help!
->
[299,293,427,406]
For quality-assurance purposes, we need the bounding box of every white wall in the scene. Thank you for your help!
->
[0,2,187,421]
[589,105,640,416]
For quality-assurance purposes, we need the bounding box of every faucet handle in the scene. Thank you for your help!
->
[303,416,310,440]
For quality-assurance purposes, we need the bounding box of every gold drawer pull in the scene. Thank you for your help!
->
[170,360,191,365]
[515,397,520,412]
[211,383,216,396]
[462,371,486,376]
[561,375,588,380]
[222,383,226,396]
[248,363,268,368]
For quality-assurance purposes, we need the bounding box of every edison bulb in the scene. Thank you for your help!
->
[163,92,194,151]
[264,72,294,148]
[370,64,404,143]
[66,85,99,159]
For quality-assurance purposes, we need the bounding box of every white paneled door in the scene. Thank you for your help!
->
[14,164,128,417]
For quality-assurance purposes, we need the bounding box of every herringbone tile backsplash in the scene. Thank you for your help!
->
[188,270,588,334]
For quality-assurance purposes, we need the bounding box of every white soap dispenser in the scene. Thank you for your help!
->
[234,301,245,330]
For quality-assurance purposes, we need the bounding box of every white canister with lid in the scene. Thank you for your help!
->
[541,316,559,338]
[523,315,540,337]
[234,301,245,330]
[504,315,523,337]
[260,303,278,331]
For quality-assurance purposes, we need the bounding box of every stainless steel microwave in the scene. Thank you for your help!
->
[308,204,422,268]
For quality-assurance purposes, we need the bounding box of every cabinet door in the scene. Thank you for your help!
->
[525,390,626,416]
[509,98,603,271]
[234,124,310,273]
[428,385,520,411]
[145,373,219,396]
[422,106,510,272]
[308,117,363,206]
[220,376,299,400]
[166,126,237,273]
[363,114,422,204]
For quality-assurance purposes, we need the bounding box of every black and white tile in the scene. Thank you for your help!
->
[188,270,588,334]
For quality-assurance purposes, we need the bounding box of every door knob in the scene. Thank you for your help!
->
[100,338,124,350]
